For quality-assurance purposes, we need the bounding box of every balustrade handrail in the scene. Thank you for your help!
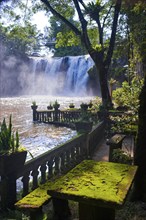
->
[32,108,92,124]
[17,133,87,179]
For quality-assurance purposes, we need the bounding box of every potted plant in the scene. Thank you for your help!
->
[47,102,53,110]
[31,101,38,110]
[53,100,60,110]
[69,103,75,108]
[88,100,93,108]
[0,115,27,175]
[112,148,132,165]
[80,102,88,111]
[75,111,93,133]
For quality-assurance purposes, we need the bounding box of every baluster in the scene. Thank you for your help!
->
[31,168,39,190]
[75,145,80,163]
[51,111,53,122]
[71,147,76,167]
[40,163,47,184]
[74,146,77,163]
[54,156,60,175]
[46,112,48,122]
[71,112,74,122]
[80,140,87,160]
[69,113,71,122]
[79,142,83,161]
[63,112,65,122]
[50,111,52,121]
[53,111,55,121]
[44,113,46,122]
[66,150,71,171]
[58,111,60,122]
[63,151,67,171]
[44,113,47,122]
[36,112,39,121]
[21,172,30,197]
[47,159,54,179]
[42,112,44,122]
[61,112,63,122]
[60,153,65,174]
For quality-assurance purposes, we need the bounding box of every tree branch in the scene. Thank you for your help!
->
[104,0,122,70]
[102,4,113,31]
[79,1,103,46]
[78,0,87,10]
[40,0,81,36]
[73,0,92,51]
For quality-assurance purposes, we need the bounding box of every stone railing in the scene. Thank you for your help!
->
[35,110,82,124]
[31,106,98,126]
[0,121,105,210]
[88,121,105,156]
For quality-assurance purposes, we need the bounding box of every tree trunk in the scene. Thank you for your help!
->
[133,75,146,201]
[98,64,112,108]
[90,51,112,108]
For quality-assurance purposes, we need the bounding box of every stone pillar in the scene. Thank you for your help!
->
[31,105,38,121]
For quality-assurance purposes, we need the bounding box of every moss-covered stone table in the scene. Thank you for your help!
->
[48,160,138,220]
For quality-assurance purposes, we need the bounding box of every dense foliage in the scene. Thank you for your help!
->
[113,76,144,112]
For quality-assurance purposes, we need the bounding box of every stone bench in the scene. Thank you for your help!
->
[15,181,52,220]
[106,134,126,161]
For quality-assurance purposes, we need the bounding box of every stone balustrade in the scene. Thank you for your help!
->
[0,119,105,210]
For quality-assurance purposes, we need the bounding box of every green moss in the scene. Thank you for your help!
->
[16,161,137,211]
[48,160,137,208]
[15,181,52,209]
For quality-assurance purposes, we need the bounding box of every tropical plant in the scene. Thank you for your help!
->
[32,101,37,106]
[112,148,132,164]
[0,115,24,154]
[53,100,60,108]
[80,102,88,111]
[69,103,75,108]
[109,113,138,135]
[47,102,53,109]
[112,76,144,112]
[88,100,93,108]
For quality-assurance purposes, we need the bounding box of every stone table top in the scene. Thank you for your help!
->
[48,160,137,209]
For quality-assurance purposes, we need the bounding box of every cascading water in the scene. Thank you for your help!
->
[29,55,95,96]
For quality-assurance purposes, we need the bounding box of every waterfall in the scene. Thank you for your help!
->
[29,55,96,96]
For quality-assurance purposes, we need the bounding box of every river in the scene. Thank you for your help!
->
[0,95,95,160]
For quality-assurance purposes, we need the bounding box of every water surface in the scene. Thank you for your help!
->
[0,96,95,160]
